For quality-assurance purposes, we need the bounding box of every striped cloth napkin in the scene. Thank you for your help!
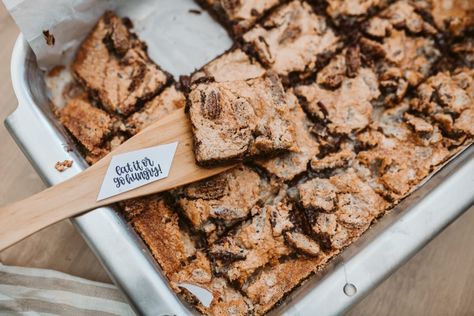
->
[0,263,135,315]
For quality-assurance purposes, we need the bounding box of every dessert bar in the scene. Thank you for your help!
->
[243,1,341,80]
[59,96,126,162]
[72,11,170,116]
[126,86,186,135]
[255,91,319,181]
[187,72,295,166]
[173,165,273,238]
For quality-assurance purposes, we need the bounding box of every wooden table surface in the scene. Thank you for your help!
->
[0,4,473,315]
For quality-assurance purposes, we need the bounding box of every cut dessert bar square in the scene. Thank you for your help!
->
[350,78,462,201]
[132,196,196,277]
[187,71,295,166]
[59,96,119,155]
[243,1,341,80]
[297,170,388,250]
[255,90,319,181]
[72,11,170,116]
[197,0,282,36]
[208,202,293,285]
[173,165,273,237]
[294,47,380,136]
[125,85,186,135]
[242,255,331,315]
[208,197,330,285]
[169,251,253,315]
[354,123,450,202]
[358,0,441,105]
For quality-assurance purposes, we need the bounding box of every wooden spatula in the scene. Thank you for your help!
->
[0,108,233,251]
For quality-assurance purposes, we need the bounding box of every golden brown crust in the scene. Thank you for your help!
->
[255,91,319,181]
[72,11,170,116]
[59,97,116,153]
[132,197,196,277]
[188,72,295,166]
[174,165,272,235]
[243,1,340,78]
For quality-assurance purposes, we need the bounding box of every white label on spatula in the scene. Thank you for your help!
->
[97,142,178,201]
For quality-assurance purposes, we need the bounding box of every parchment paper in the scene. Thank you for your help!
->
[3,0,232,77]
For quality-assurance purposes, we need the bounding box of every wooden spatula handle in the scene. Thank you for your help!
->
[0,175,96,251]
[0,109,231,251]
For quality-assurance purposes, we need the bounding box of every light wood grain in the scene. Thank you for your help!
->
[0,3,473,315]
[0,108,232,251]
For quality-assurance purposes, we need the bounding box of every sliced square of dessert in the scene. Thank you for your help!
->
[126,85,186,135]
[59,96,119,156]
[72,11,170,116]
[197,0,282,36]
[243,1,340,80]
[173,165,273,239]
[187,71,295,166]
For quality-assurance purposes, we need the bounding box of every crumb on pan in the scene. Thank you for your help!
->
[54,160,73,172]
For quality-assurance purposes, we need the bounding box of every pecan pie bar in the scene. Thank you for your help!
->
[294,47,379,135]
[209,202,293,285]
[187,72,295,166]
[72,11,170,116]
[132,196,197,277]
[242,1,341,80]
[59,96,125,162]
[173,165,273,237]
[358,1,441,105]
[242,255,332,315]
[298,171,388,249]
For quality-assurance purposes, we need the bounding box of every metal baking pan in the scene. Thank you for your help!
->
[4,3,474,315]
